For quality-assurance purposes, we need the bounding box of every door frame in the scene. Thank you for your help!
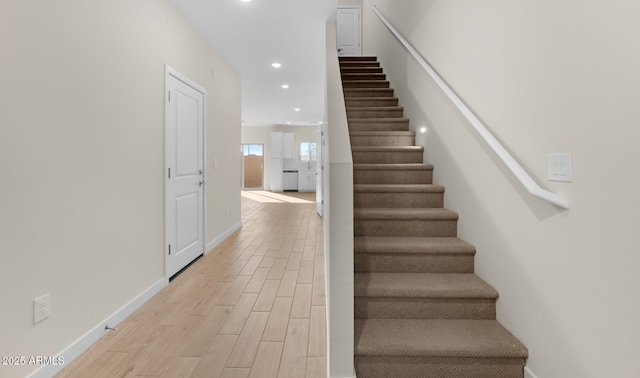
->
[337,6,362,57]
[164,65,207,282]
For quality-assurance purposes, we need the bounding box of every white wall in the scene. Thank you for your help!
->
[242,125,319,189]
[362,1,640,377]
[0,1,240,377]
[338,0,362,6]
[324,22,355,378]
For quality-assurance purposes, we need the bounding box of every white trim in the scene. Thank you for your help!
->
[524,366,539,378]
[165,65,206,94]
[372,6,570,210]
[28,279,166,378]
[206,221,243,254]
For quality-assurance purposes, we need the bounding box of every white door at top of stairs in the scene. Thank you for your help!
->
[337,6,361,57]
[165,66,206,279]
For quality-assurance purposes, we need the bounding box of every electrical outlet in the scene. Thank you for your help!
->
[33,293,50,324]
[225,207,229,217]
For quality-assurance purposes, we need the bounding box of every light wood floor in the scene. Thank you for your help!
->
[57,192,326,378]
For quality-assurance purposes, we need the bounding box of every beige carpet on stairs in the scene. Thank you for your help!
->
[340,56,528,378]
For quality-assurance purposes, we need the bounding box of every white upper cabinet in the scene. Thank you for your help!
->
[272,131,295,159]
[283,132,295,159]
[271,131,283,158]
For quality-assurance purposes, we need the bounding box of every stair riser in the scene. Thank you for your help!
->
[343,81,390,89]
[348,122,409,132]
[355,298,496,320]
[348,109,404,118]
[355,219,458,237]
[350,135,415,146]
[353,151,423,164]
[354,253,474,273]
[342,73,387,81]
[345,98,399,107]
[355,356,527,378]
[344,89,395,98]
[353,170,433,185]
[354,192,444,208]
[341,67,384,74]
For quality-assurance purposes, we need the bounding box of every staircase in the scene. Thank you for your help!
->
[340,56,529,378]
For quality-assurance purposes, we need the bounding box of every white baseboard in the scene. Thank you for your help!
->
[525,366,539,378]
[206,221,242,253]
[28,278,166,378]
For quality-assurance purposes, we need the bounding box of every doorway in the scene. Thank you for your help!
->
[337,6,362,56]
[242,144,264,189]
[165,66,206,280]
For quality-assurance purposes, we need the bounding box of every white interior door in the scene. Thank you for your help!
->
[165,67,205,279]
[337,7,361,56]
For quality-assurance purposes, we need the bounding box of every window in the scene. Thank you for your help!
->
[299,142,317,161]
[242,144,263,156]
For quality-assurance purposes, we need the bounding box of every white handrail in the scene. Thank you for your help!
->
[372,6,570,209]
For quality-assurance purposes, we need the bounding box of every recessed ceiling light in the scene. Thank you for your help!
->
[294,108,300,112]
[240,0,251,2]
[271,62,282,68]
[281,84,289,89]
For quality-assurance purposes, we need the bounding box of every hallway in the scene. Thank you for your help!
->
[57,192,326,377]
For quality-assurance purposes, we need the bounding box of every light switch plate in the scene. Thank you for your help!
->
[548,153,572,182]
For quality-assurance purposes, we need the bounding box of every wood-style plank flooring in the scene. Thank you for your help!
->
[57,191,326,378]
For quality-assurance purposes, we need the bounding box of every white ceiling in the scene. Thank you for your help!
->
[171,0,338,127]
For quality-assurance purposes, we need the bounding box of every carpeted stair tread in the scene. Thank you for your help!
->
[345,97,400,107]
[339,56,378,61]
[354,184,444,193]
[353,164,435,185]
[350,131,415,136]
[348,117,410,123]
[342,73,387,80]
[342,80,391,88]
[355,319,528,358]
[354,163,434,171]
[354,207,458,220]
[355,236,475,255]
[352,146,423,153]
[343,88,394,97]
[355,273,498,299]
[347,106,404,111]
[341,67,384,73]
